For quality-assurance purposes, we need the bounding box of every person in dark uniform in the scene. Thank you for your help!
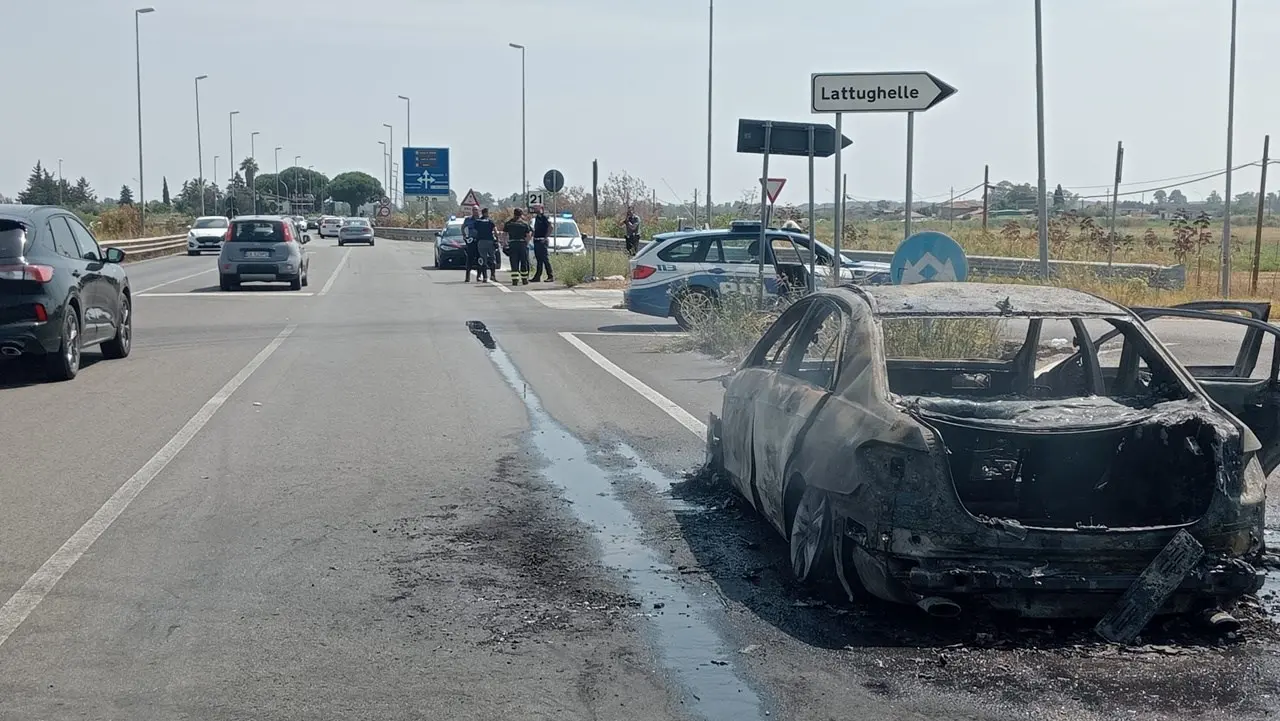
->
[467,208,498,283]
[530,204,554,283]
[503,208,532,285]
[623,207,641,256]
[462,206,481,282]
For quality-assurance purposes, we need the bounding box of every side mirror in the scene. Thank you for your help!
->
[103,247,126,264]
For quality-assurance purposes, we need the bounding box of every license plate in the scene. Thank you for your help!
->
[245,251,270,258]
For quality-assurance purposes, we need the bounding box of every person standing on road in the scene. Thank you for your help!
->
[530,204,554,283]
[503,208,532,285]
[623,206,641,256]
[462,206,482,282]
[466,207,497,283]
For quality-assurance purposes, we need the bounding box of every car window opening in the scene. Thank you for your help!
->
[192,217,229,229]
[230,221,285,242]
[0,220,30,259]
[883,314,1218,531]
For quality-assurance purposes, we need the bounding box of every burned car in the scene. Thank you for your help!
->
[706,283,1278,622]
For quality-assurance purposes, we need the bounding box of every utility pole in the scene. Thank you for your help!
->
[1251,135,1271,294]
[1221,0,1240,296]
[949,186,955,231]
[1108,141,1124,269]
[705,0,714,228]
[982,164,990,233]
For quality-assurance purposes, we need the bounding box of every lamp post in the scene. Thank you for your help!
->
[509,43,527,198]
[194,74,207,215]
[1221,0,1240,296]
[307,165,315,211]
[274,146,282,208]
[398,94,410,147]
[1033,0,1049,280]
[213,155,219,212]
[705,1,713,226]
[134,7,155,231]
[250,130,259,213]
[228,110,240,215]
[382,123,394,204]
[57,158,63,206]
[293,155,301,212]
[378,140,388,202]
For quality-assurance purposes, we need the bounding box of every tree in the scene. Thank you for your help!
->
[1206,190,1223,206]
[1169,189,1188,206]
[17,161,57,205]
[599,171,649,216]
[1152,189,1167,205]
[118,185,135,205]
[70,177,96,206]
[993,181,1038,211]
[162,177,171,206]
[326,171,383,213]
[1052,184,1065,210]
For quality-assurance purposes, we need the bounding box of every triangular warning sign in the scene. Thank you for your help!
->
[459,189,480,207]
[762,178,786,205]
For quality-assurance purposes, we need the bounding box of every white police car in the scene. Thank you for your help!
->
[624,220,891,328]
[544,213,585,255]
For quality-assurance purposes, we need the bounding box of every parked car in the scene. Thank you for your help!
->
[625,220,890,329]
[705,282,1275,630]
[217,215,311,291]
[186,215,230,255]
[338,217,375,246]
[0,204,132,380]
[545,214,586,255]
[435,218,468,269]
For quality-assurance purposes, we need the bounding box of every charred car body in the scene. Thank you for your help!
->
[706,283,1276,620]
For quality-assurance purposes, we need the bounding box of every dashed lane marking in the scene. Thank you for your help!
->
[318,248,352,296]
[136,268,216,294]
[0,324,297,651]
[559,331,706,439]
[138,292,314,297]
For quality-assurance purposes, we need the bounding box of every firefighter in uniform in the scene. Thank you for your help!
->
[503,208,532,285]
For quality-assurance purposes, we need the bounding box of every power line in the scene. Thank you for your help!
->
[1073,161,1263,200]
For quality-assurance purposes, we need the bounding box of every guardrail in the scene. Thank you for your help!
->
[373,227,1186,289]
[104,234,188,262]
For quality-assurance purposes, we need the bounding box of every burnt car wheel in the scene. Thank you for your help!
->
[789,486,834,583]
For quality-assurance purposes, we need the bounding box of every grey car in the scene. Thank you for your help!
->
[218,215,311,291]
[337,217,374,246]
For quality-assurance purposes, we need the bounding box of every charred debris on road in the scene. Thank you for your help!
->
[705,283,1278,644]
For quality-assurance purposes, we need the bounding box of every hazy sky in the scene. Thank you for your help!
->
[6,0,1279,211]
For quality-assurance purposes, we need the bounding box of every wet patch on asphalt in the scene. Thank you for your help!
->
[665,469,1280,720]
[466,320,772,721]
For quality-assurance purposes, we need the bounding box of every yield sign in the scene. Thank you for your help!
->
[459,188,480,207]
[762,178,786,205]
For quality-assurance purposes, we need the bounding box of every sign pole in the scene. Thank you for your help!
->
[808,124,817,293]
[592,160,599,281]
[832,113,843,288]
[1251,135,1270,294]
[905,111,915,240]
[758,122,773,307]
[1108,141,1124,269]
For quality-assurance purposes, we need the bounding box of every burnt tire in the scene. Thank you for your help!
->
[789,486,835,584]
[45,305,82,382]
[673,287,716,330]
[100,294,132,360]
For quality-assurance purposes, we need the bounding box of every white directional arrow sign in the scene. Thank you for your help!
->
[419,171,435,186]
[761,177,786,205]
[811,71,957,114]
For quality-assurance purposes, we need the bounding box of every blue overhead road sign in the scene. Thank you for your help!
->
[889,231,968,285]
[402,147,450,197]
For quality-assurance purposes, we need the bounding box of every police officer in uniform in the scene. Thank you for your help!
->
[530,204,554,283]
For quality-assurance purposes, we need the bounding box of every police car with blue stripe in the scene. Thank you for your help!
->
[624,220,891,328]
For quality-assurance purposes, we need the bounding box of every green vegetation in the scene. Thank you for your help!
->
[553,250,631,288]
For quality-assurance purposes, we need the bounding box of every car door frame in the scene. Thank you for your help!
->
[65,214,123,339]
[721,298,815,509]
[1126,303,1280,473]
[750,296,848,535]
[46,214,104,342]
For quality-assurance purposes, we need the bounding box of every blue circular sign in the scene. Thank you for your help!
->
[889,231,969,285]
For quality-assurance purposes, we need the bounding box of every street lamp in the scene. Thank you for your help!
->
[213,155,220,211]
[57,158,63,206]
[1033,0,1049,280]
[228,110,240,215]
[382,123,394,203]
[509,43,526,198]
[134,7,155,232]
[307,165,315,210]
[250,130,259,213]
[274,146,282,207]
[294,155,301,211]
[398,94,411,147]
[1221,0,1240,295]
[194,74,208,215]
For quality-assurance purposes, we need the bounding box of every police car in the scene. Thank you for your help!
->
[624,220,891,328]
[434,217,469,269]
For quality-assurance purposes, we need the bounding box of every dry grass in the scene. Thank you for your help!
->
[554,250,632,288]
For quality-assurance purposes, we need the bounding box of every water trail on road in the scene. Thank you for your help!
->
[467,321,769,721]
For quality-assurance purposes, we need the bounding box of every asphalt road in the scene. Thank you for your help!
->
[2,236,1279,721]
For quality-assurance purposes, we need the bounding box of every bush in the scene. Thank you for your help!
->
[667,287,789,360]
[554,250,631,287]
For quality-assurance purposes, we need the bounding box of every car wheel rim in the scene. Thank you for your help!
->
[680,292,714,322]
[65,313,80,370]
[120,300,132,351]
[790,491,828,579]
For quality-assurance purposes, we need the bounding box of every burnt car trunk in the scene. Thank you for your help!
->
[910,399,1219,530]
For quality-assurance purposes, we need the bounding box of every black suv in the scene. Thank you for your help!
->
[0,205,132,381]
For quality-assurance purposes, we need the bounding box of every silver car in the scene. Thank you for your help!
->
[217,215,311,291]
[338,217,374,246]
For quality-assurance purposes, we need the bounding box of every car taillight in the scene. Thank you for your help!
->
[224,226,233,241]
[281,223,295,243]
[632,265,657,280]
[0,264,54,282]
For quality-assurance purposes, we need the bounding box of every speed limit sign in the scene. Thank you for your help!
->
[377,205,391,218]
[526,192,544,208]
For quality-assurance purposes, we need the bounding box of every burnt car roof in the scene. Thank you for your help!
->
[846,282,1127,318]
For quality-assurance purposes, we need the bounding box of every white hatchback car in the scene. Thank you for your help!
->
[186,216,230,255]
[319,216,343,238]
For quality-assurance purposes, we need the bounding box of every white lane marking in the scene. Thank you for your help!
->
[0,324,297,651]
[136,268,216,294]
[487,280,512,293]
[318,248,352,296]
[559,331,706,439]
[532,289,625,310]
[138,292,313,298]
[573,331,685,337]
